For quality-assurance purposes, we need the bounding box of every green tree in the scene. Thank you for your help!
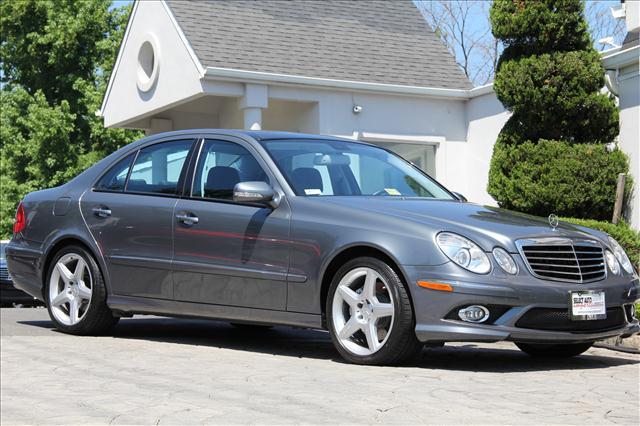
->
[487,0,628,220]
[0,0,141,237]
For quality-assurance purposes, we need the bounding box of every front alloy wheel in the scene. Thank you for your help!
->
[327,257,422,365]
[332,267,395,355]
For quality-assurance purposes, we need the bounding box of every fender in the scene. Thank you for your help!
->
[319,241,411,288]
[40,227,113,296]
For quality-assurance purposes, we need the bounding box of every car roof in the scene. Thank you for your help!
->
[145,129,360,144]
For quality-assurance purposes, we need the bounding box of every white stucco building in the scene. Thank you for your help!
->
[100,0,507,206]
[100,0,638,228]
[602,0,640,229]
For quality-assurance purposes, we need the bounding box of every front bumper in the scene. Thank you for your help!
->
[404,263,640,344]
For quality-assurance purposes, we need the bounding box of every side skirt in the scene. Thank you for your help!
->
[107,295,323,329]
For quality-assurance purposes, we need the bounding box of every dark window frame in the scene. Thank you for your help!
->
[93,152,137,193]
[92,138,198,198]
[186,138,272,204]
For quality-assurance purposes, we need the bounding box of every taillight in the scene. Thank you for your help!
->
[13,202,25,234]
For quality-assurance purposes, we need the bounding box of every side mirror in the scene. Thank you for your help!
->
[233,181,280,208]
[452,192,467,203]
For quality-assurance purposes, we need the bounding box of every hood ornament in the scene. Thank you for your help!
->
[548,214,559,231]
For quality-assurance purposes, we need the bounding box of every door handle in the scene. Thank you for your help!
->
[92,207,111,218]
[176,213,199,225]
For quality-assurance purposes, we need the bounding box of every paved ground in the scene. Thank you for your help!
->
[1,308,638,425]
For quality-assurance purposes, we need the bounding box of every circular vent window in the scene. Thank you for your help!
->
[136,34,160,92]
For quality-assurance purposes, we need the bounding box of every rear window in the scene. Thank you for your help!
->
[126,140,193,195]
[95,154,135,192]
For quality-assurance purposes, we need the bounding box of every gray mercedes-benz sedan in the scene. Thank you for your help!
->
[6,130,639,365]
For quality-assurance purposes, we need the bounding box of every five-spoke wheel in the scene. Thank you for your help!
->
[327,257,422,365]
[45,245,119,335]
[332,267,395,355]
[49,254,93,325]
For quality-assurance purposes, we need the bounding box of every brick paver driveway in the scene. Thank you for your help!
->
[1,307,638,425]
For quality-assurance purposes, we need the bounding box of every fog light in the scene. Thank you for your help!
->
[458,305,489,323]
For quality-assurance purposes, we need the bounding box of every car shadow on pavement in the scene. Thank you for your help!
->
[19,317,639,372]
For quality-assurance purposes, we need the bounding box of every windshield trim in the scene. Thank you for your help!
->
[259,138,457,200]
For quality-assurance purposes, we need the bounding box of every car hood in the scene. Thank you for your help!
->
[314,197,606,252]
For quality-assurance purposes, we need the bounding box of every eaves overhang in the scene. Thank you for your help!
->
[202,66,494,100]
[602,45,640,69]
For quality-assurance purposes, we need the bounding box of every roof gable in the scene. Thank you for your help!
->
[165,0,472,90]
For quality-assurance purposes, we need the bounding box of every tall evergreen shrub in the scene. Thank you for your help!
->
[487,0,629,220]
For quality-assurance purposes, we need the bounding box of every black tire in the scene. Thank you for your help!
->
[326,257,422,365]
[515,342,594,358]
[45,245,119,335]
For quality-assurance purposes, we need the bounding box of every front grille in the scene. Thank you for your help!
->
[519,240,606,283]
[516,307,626,333]
[0,266,10,282]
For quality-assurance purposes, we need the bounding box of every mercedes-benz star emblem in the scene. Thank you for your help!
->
[548,214,559,230]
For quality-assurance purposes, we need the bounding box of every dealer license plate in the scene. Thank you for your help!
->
[570,290,606,320]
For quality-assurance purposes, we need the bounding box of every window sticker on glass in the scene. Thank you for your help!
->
[384,188,401,196]
[304,189,323,196]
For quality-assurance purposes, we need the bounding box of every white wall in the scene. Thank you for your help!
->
[618,63,640,229]
[101,0,204,129]
[465,92,511,206]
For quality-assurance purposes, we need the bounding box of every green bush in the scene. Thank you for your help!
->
[494,51,618,145]
[488,140,631,220]
[487,0,628,220]
[490,0,591,53]
[562,217,640,269]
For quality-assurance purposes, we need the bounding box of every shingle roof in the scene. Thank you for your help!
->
[164,0,472,90]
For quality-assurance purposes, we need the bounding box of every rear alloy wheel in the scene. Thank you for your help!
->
[327,257,422,365]
[46,245,118,335]
[49,253,93,325]
[515,342,594,358]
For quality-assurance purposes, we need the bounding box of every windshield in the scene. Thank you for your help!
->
[261,139,454,199]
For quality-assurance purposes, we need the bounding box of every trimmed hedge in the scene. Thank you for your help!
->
[488,139,631,220]
[490,0,591,53]
[494,50,618,145]
[488,0,627,221]
[562,217,640,268]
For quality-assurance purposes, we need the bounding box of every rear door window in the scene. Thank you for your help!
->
[126,140,194,195]
[95,154,135,192]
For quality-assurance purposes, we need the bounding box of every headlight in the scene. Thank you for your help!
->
[493,247,517,275]
[436,232,491,274]
[608,236,634,274]
[604,250,620,275]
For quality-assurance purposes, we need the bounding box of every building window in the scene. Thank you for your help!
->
[137,33,160,92]
[373,142,436,177]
